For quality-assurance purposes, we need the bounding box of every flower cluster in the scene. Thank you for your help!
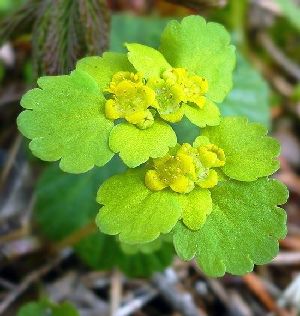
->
[104,67,208,130]
[17,15,288,277]
[145,140,225,193]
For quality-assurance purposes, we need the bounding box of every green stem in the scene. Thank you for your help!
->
[228,0,249,54]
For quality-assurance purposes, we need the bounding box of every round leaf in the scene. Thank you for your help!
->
[17,70,114,173]
[109,121,177,167]
[76,52,134,90]
[96,169,182,243]
[126,43,171,79]
[202,117,280,181]
[183,99,220,128]
[160,15,236,103]
[173,178,288,276]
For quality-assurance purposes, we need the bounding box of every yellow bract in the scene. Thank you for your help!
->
[163,68,208,108]
[104,68,209,128]
[105,72,156,129]
[145,142,225,194]
[198,144,225,168]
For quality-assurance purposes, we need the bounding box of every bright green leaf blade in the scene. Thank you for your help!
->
[109,121,177,167]
[183,99,220,128]
[173,178,288,277]
[17,70,114,173]
[17,301,79,316]
[120,237,163,255]
[202,117,280,181]
[75,232,174,277]
[274,0,300,31]
[17,303,45,316]
[51,303,79,316]
[96,169,182,243]
[160,15,236,103]
[34,157,126,241]
[126,43,171,78]
[220,53,270,127]
[177,188,212,230]
[76,52,134,90]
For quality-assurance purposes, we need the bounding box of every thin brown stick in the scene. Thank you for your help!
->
[243,273,291,316]
[54,221,97,251]
[110,269,122,316]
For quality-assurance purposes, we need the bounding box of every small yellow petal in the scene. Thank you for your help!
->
[197,169,218,188]
[136,110,154,130]
[194,96,206,108]
[160,108,184,123]
[176,152,196,177]
[145,170,168,191]
[198,144,225,168]
[170,175,194,193]
[125,111,148,124]
[105,99,121,120]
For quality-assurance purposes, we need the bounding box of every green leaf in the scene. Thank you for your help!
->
[220,54,270,127]
[160,15,236,103]
[274,0,300,31]
[35,159,173,277]
[17,300,79,316]
[17,303,45,316]
[17,70,114,173]
[177,188,212,230]
[34,157,126,241]
[96,169,182,243]
[120,237,163,255]
[76,52,133,91]
[109,120,177,168]
[126,43,171,79]
[75,232,174,277]
[110,14,171,52]
[183,99,220,128]
[173,178,288,276]
[201,117,280,181]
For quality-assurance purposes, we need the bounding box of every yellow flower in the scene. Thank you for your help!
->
[163,68,208,108]
[145,142,225,194]
[198,144,225,168]
[105,72,156,128]
[105,68,209,128]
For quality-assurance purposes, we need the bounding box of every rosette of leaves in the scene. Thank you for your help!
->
[17,15,235,173]
[96,117,288,277]
[34,160,174,277]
